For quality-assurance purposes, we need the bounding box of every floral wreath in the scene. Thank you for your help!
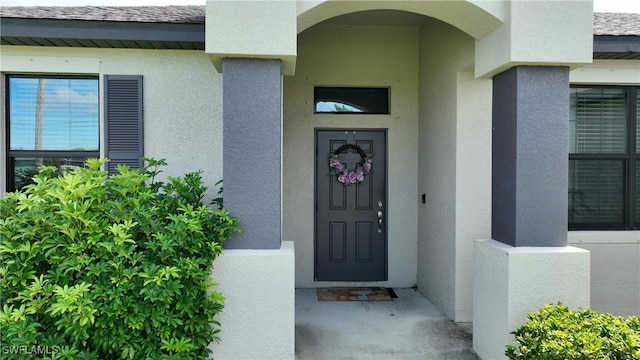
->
[329,144,373,185]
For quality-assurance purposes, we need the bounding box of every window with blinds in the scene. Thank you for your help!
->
[569,86,639,229]
[5,74,144,193]
[6,75,99,192]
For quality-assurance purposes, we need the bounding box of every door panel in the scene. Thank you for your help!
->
[315,130,387,281]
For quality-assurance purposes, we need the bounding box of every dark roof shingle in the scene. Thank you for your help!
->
[594,12,640,36]
[0,5,205,24]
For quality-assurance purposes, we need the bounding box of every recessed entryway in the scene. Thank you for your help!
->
[295,288,479,359]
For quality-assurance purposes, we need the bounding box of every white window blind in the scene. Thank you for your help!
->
[570,88,626,154]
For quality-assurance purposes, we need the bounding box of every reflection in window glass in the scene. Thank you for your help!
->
[569,159,624,228]
[314,87,389,114]
[316,101,363,113]
[12,157,89,191]
[6,75,100,192]
[9,77,99,151]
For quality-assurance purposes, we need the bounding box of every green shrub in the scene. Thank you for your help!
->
[0,159,241,359]
[506,302,640,359]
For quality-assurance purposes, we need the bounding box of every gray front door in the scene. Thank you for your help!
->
[315,130,387,281]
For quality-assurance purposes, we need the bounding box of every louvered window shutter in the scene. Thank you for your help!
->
[104,75,143,175]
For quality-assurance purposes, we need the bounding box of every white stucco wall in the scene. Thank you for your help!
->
[417,18,491,322]
[569,232,640,317]
[475,0,593,78]
[210,241,295,360]
[283,25,419,288]
[417,18,462,320]
[571,60,640,85]
[295,0,503,39]
[206,0,297,75]
[473,240,590,360]
[0,46,223,202]
[454,72,492,321]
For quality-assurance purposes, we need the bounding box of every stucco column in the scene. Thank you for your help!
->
[492,66,569,247]
[473,240,590,360]
[474,66,590,360]
[223,58,281,249]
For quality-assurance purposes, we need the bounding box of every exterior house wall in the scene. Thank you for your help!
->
[475,0,593,78]
[0,46,223,202]
[210,241,295,359]
[283,24,420,288]
[455,72,493,321]
[570,233,640,317]
[1,45,296,358]
[295,0,503,39]
[568,59,640,317]
[473,240,590,360]
[571,59,640,85]
[4,4,638,359]
[206,0,297,75]
[417,18,492,322]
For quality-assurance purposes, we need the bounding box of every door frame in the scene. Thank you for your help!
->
[313,128,389,282]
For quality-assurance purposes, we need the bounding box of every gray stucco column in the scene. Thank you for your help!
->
[492,66,569,247]
[223,58,281,249]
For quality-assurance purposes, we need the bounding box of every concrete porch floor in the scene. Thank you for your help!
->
[295,288,480,360]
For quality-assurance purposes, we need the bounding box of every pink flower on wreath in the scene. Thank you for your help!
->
[330,155,345,173]
[348,171,358,183]
[363,159,372,173]
[355,168,365,182]
[337,173,348,183]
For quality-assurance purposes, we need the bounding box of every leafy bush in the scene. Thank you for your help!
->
[0,159,241,359]
[506,302,640,359]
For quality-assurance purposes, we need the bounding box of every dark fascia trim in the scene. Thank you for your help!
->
[0,17,204,46]
[593,35,640,55]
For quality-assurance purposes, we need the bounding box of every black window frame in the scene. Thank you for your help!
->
[314,86,390,115]
[569,85,639,230]
[5,74,100,192]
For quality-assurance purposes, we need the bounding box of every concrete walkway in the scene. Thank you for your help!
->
[295,288,480,360]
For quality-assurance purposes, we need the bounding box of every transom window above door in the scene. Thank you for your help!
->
[314,87,390,114]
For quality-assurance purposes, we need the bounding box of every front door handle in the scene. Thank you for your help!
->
[377,211,383,233]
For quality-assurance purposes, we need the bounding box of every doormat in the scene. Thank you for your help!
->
[316,287,396,301]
